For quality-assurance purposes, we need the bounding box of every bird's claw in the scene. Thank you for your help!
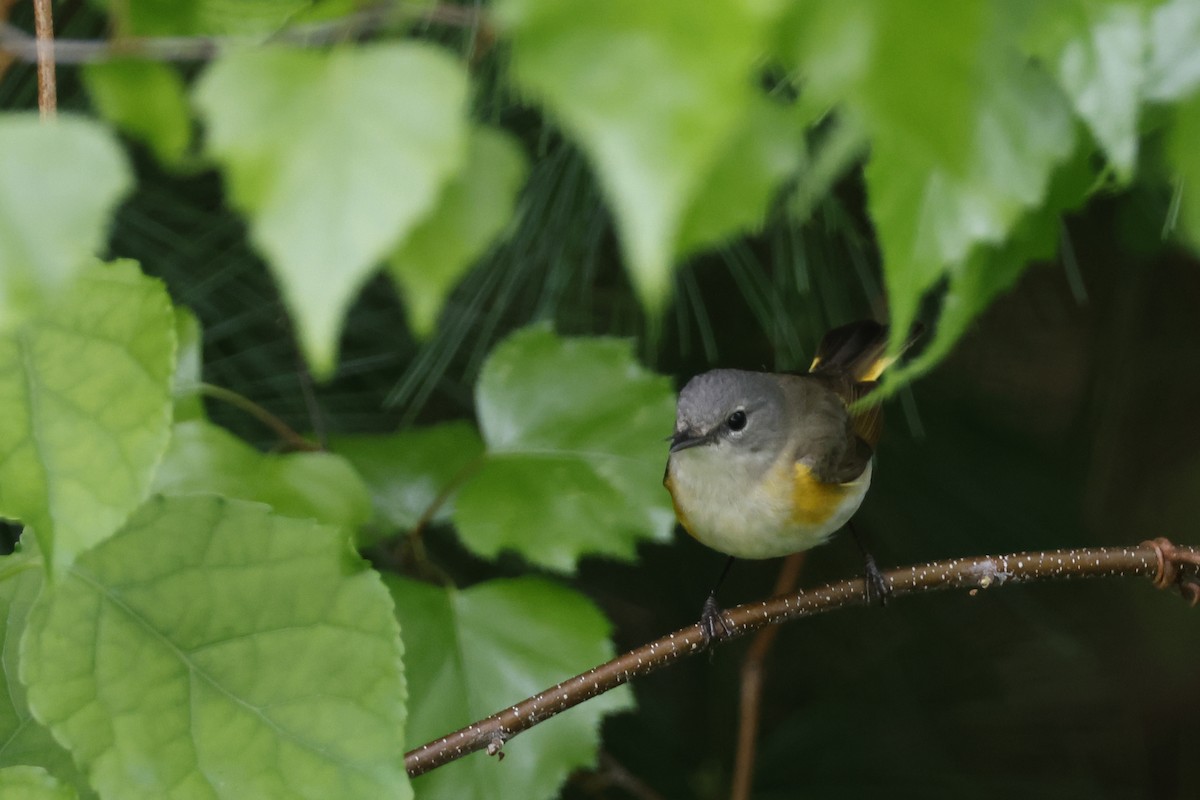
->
[863,553,891,607]
[699,594,734,648]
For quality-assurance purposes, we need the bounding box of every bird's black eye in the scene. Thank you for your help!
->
[727,410,747,432]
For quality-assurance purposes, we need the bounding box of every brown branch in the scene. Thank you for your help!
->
[0,3,485,65]
[405,541,1200,778]
[32,0,55,117]
[731,552,805,800]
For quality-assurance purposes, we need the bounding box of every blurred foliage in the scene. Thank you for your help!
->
[0,765,78,800]
[0,0,1198,798]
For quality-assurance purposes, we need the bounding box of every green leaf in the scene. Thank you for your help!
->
[390,576,632,800]
[153,419,372,531]
[83,60,192,167]
[171,307,205,422]
[497,0,779,314]
[0,766,77,800]
[1025,0,1145,181]
[800,3,1076,350]
[872,65,1075,354]
[332,422,484,532]
[98,0,317,36]
[389,126,529,337]
[884,141,1097,391]
[677,96,804,256]
[0,116,131,331]
[21,495,409,800]
[0,261,175,574]
[454,327,675,573]
[785,1,991,170]
[193,0,324,34]
[95,0,202,36]
[0,551,90,797]
[194,44,469,376]
[1144,0,1200,101]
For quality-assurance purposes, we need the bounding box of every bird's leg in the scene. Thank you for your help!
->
[848,520,890,606]
[700,555,736,646]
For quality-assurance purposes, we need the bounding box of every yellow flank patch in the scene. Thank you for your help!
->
[663,472,697,538]
[790,463,849,526]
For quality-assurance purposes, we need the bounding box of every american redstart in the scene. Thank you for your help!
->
[663,320,917,634]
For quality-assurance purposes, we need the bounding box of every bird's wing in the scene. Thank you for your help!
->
[781,375,873,485]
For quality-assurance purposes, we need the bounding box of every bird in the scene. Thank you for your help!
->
[663,320,915,640]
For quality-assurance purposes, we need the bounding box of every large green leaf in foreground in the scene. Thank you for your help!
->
[454,327,676,572]
[153,419,372,531]
[0,262,175,573]
[0,117,131,331]
[0,552,88,796]
[497,0,778,314]
[884,142,1096,388]
[391,576,632,800]
[676,96,804,256]
[785,2,1075,351]
[194,43,469,375]
[21,495,409,800]
[1025,0,1145,181]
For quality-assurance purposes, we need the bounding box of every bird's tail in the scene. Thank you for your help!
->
[808,320,921,382]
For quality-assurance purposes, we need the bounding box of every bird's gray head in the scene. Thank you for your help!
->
[670,370,788,465]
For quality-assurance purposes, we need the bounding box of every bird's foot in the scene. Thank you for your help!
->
[863,553,891,607]
[699,593,734,649]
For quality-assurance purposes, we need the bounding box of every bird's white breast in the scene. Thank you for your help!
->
[667,447,872,559]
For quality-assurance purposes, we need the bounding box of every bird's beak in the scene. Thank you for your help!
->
[668,427,712,453]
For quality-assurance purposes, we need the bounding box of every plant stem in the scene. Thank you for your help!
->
[196,383,320,452]
[731,551,806,800]
[32,0,55,118]
[408,456,484,542]
[387,455,485,581]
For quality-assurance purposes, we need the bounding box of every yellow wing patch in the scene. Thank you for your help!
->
[790,463,851,527]
[855,354,897,382]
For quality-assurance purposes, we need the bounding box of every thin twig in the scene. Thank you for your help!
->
[731,552,806,800]
[408,456,484,541]
[386,454,484,579]
[196,383,321,452]
[0,3,485,65]
[573,752,667,800]
[404,541,1200,777]
[32,0,55,117]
